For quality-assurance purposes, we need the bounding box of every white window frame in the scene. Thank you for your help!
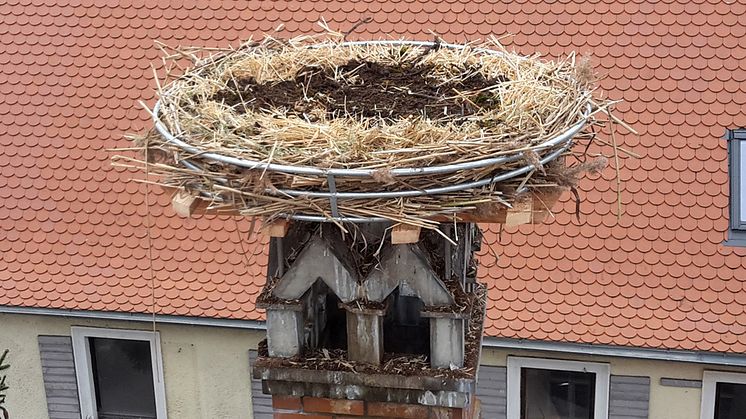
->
[700,370,746,419]
[71,327,168,419]
[506,356,610,419]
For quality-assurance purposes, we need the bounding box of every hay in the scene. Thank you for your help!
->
[115,31,622,228]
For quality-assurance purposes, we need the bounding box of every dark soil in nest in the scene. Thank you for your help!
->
[255,276,301,308]
[423,277,471,314]
[340,299,388,311]
[257,341,474,380]
[213,61,507,121]
[463,283,487,370]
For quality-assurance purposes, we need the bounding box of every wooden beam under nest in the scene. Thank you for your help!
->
[171,190,199,217]
[165,186,564,233]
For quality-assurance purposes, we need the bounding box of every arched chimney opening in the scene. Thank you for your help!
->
[319,290,347,350]
[383,288,430,356]
[303,280,347,352]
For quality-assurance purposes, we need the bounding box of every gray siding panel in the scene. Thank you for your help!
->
[249,350,273,419]
[476,365,507,419]
[38,335,81,419]
[609,375,650,419]
[660,378,702,388]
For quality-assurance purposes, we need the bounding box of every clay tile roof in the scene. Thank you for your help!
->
[2,0,746,354]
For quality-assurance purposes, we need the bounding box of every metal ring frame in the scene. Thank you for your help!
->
[152,40,590,222]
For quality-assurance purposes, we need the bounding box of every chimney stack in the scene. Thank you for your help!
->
[253,222,485,418]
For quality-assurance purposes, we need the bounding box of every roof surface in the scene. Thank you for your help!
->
[2,0,746,354]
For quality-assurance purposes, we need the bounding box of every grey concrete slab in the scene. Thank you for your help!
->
[430,317,465,368]
[266,309,304,357]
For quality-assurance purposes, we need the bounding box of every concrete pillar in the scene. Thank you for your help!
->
[345,307,385,365]
[266,308,305,357]
[429,317,465,369]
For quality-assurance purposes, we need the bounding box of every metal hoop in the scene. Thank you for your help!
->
[152,40,590,222]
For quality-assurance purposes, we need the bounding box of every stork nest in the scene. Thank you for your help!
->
[114,31,625,228]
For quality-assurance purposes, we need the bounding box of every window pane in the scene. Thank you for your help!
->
[90,338,157,419]
[740,141,746,223]
[715,382,746,419]
[521,368,595,419]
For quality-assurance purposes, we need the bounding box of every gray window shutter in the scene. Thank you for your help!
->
[609,375,650,419]
[726,128,746,245]
[38,335,81,419]
[476,365,507,418]
[249,350,273,419]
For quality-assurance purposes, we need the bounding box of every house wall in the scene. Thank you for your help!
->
[482,347,746,419]
[1,312,265,419]
[5,311,746,419]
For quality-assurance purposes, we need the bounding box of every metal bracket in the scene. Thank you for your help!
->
[327,173,339,218]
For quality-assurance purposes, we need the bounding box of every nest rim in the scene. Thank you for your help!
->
[148,39,594,223]
[153,40,590,180]
[153,97,587,178]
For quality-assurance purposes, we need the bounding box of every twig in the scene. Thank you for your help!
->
[116,34,627,230]
[592,137,641,159]
[342,17,372,40]
[606,108,622,221]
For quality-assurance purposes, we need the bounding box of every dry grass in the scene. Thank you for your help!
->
[114,31,624,228]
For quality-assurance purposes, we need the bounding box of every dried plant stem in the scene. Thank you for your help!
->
[115,32,628,227]
[607,108,623,220]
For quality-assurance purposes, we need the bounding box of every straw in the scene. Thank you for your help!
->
[114,32,626,228]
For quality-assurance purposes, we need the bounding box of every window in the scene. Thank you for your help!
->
[507,357,610,419]
[71,327,167,419]
[726,129,746,246]
[700,371,746,419]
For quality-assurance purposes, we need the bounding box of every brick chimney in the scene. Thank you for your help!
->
[253,222,485,419]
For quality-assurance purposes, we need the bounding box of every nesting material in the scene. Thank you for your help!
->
[115,33,619,228]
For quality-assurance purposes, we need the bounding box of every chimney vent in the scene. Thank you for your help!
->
[254,222,486,418]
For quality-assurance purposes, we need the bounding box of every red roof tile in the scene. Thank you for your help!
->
[1,0,746,354]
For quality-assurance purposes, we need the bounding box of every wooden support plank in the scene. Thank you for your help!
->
[171,190,199,218]
[505,200,532,227]
[263,219,290,238]
[531,190,563,224]
[391,224,421,244]
[159,185,564,225]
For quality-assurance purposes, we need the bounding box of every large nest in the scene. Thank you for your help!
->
[117,32,622,228]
